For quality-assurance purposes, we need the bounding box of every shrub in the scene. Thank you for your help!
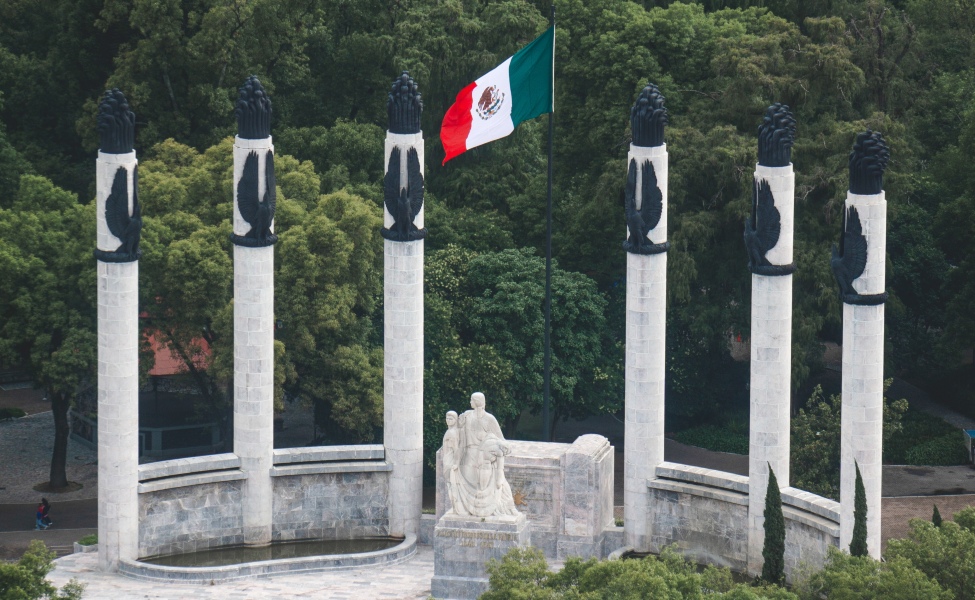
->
[0,540,85,599]
[887,407,970,465]
[481,546,796,599]
[795,546,950,600]
[0,407,26,421]
[77,534,97,546]
[903,431,970,466]
[672,424,749,455]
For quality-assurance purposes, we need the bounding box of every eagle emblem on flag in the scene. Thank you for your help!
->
[476,86,505,120]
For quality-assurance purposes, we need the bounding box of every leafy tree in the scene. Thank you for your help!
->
[932,504,942,527]
[886,518,975,600]
[850,461,868,557]
[790,383,907,500]
[795,546,950,600]
[762,465,785,584]
[0,175,96,488]
[0,541,85,600]
[137,138,383,445]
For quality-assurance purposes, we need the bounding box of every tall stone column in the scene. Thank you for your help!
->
[231,76,277,546]
[95,89,141,571]
[623,83,668,552]
[835,131,889,558]
[746,104,797,575]
[383,72,425,537]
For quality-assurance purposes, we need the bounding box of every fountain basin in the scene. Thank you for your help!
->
[118,534,416,582]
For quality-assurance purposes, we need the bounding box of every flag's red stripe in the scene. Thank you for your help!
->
[440,82,476,165]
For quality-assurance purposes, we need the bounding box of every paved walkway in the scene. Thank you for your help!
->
[48,545,435,600]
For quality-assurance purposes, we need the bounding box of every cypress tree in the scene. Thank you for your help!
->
[932,504,943,527]
[850,461,868,557]
[761,464,785,584]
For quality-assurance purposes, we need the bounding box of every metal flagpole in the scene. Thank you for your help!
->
[543,3,555,442]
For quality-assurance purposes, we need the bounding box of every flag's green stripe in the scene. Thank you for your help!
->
[509,26,554,126]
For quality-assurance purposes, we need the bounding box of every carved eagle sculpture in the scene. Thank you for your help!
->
[105,165,142,257]
[831,206,868,299]
[237,150,276,245]
[382,146,425,241]
[743,179,780,270]
[623,158,663,253]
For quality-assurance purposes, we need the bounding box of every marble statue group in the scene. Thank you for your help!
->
[442,392,519,518]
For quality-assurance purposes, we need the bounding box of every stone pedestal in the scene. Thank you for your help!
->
[624,142,667,552]
[747,163,794,575]
[384,131,424,537]
[431,513,531,600]
[840,191,886,559]
[232,136,275,546]
[96,150,139,571]
[436,435,614,560]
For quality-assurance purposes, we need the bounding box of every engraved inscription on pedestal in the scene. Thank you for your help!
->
[431,513,530,600]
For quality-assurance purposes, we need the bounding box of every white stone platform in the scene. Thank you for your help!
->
[49,545,434,599]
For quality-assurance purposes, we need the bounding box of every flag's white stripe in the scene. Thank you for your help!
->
[466,57,515,151]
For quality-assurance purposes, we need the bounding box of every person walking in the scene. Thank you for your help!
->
[35,501,47,530]
[40,498,52,528]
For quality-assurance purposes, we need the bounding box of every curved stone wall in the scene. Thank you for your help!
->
[647,462,839,581]
[135,446,391,560]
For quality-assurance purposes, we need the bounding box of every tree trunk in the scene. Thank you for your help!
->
[49,391,70,488]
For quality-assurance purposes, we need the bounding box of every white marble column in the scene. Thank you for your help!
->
[624,143,667,552]
[384,131,424,537]
[747,163,794,575]
[96,150,140,571]
[840,190,886,558]
[233,136,275,546]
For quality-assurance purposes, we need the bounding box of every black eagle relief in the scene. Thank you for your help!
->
[381,146,426,242]
[831,206,869,301]
[623,158,665,255]
[234,150,277,247]
[103,165,142,260]
[744,179,781,271]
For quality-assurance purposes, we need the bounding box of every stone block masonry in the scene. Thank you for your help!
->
[271,471,390,541]
[138,480,244,558]
[841,192,886,558]
[431,513,530,600]
[233,135,276,546]
[96,149,139,572]
[747,163,794,575]
[384,130,424,537]
[624,142,667,552]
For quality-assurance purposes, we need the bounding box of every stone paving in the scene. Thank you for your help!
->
[0,412,97,504]
[48,544,435,599]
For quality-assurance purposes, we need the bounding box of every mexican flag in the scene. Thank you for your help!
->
[440,27,554,165]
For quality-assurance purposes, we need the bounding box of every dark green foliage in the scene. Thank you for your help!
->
[76,534,97,546]
[0,540,85,599]
[850,462,868,557]
[762,466,785,584]
[886,517,975,600]
[0,407,26,421]
[932,505,942,527]
[886,407,969,465]
[904,432,970,466]
[481,545,796,599]
[671,423,749,455]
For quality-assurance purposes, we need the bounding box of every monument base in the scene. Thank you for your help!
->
[431,512,530,600]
